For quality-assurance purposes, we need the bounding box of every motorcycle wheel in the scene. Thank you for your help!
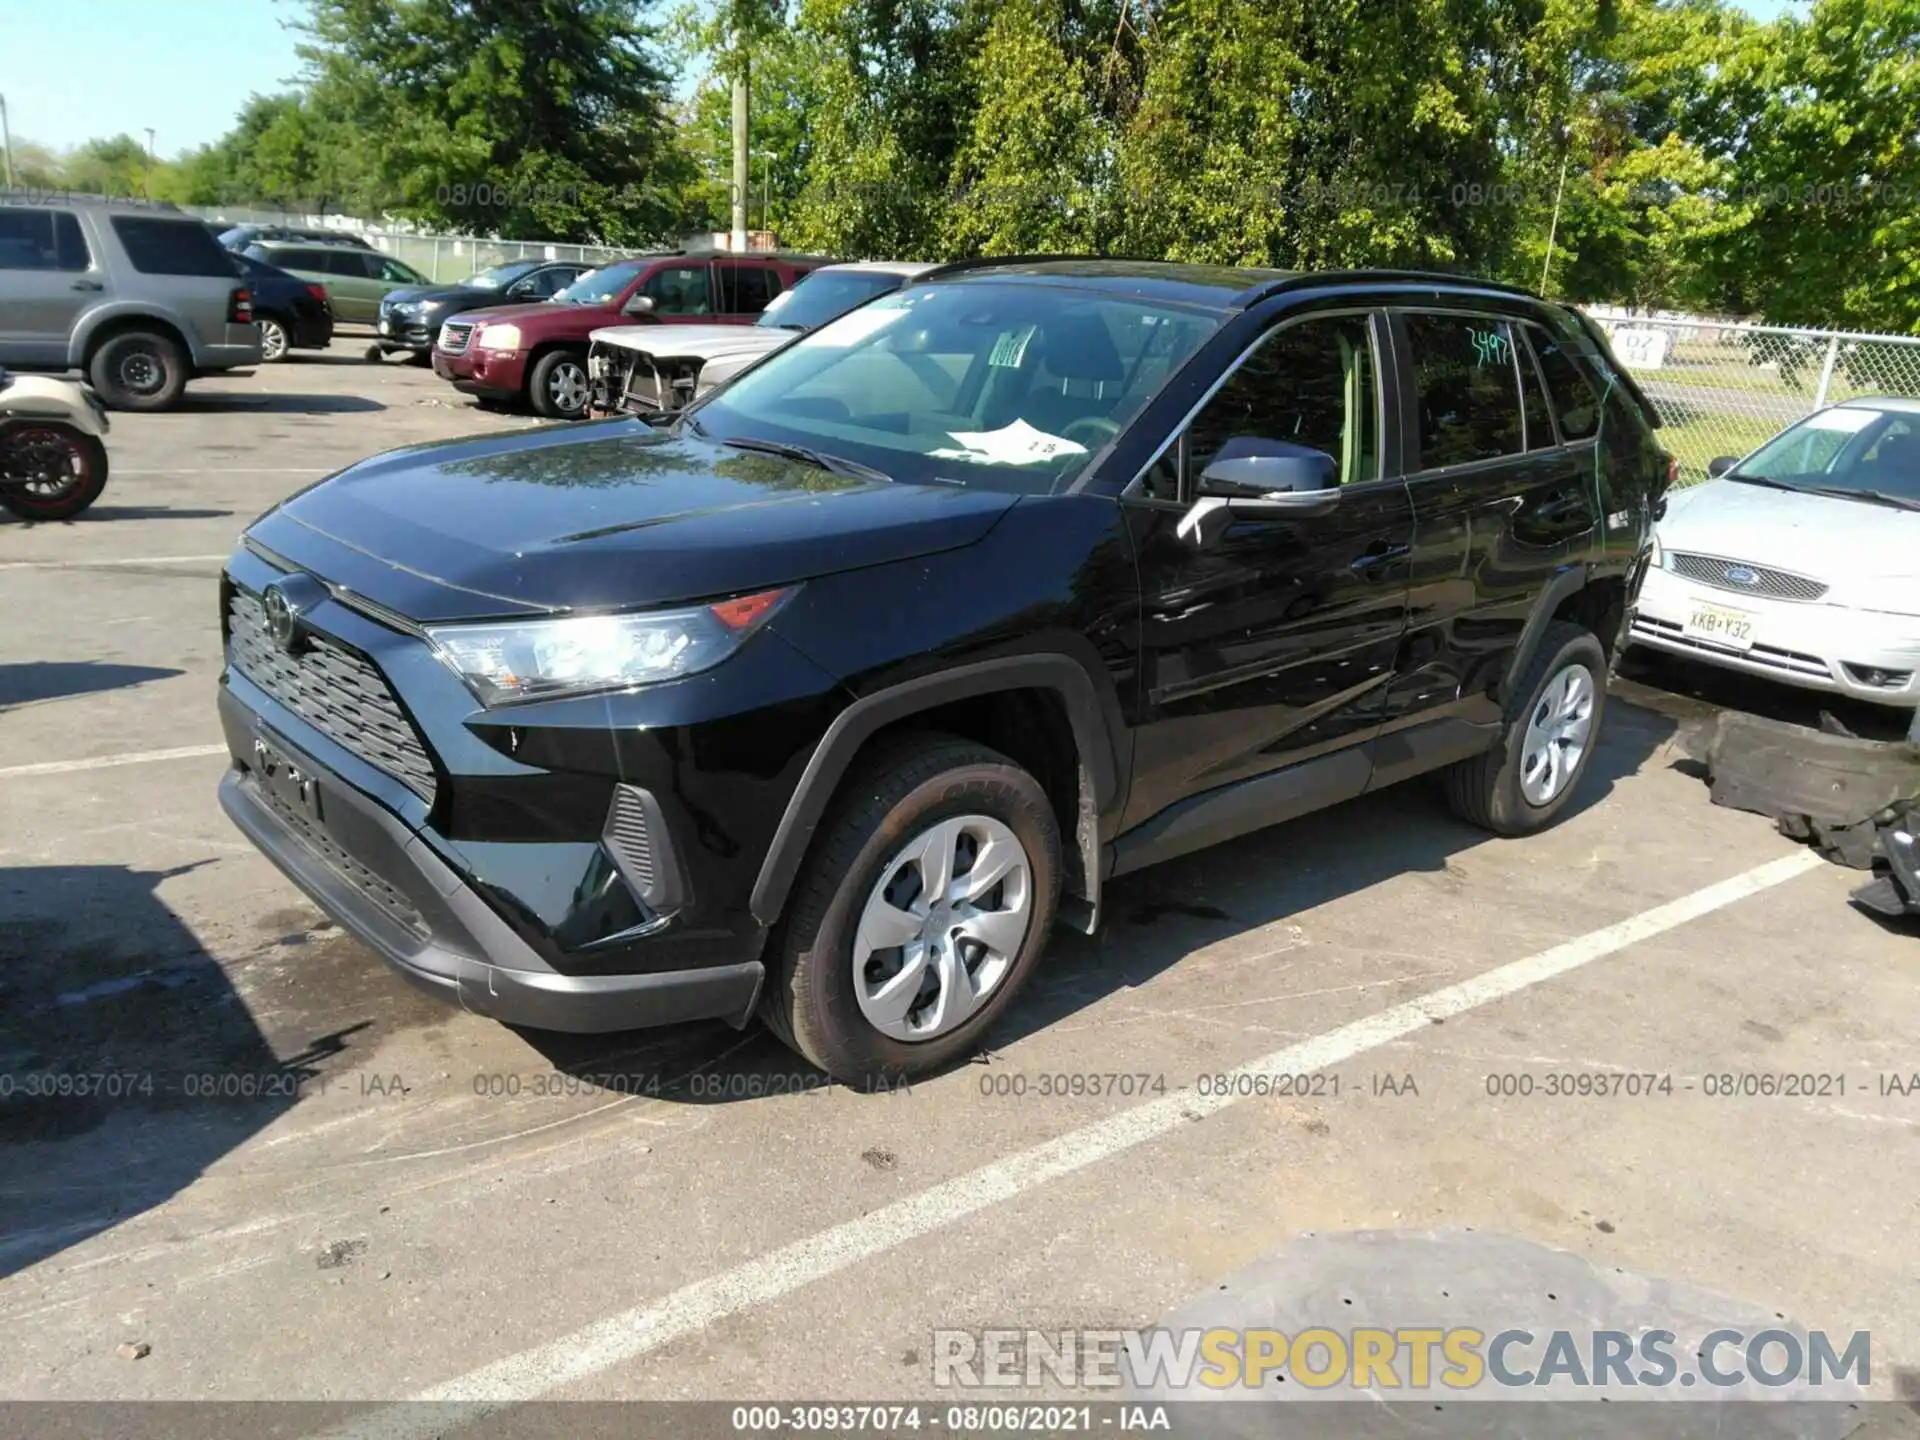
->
[0,424,111,521]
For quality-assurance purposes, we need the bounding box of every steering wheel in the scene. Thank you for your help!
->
[1061,416,1121,449]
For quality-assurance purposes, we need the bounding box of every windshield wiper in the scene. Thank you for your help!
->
[1805,484,1920,512]
[1724,472,1800,491]
[718,435,893,482]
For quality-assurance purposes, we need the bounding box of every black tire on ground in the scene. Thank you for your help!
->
[1443,620,1609,836]
[761,734,1062,1087]
[88,329,188,411]
[257,315,292,362]
[0,424,110,521]
[528,348,591,420]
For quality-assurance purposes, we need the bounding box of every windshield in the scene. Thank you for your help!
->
[688,281,1219,494]
[554,260,645,305]
[756,270,908,332]
[1730,406,1920,505]
[469,260,539,290]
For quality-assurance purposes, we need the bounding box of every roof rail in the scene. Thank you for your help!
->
[917,253,1113,281]
[1238,268,1543,309]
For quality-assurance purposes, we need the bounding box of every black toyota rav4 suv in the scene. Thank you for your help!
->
[218,259,1670,1084]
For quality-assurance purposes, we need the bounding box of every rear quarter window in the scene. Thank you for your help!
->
[1523,323,1602,441]
[110,216,239,277]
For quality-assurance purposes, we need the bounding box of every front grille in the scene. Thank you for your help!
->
[254,777,429,939]
[1668,553,1829,603]
[439,320,473,355]
[227,589,438,804]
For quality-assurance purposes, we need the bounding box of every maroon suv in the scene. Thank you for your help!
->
[432,252,826,419]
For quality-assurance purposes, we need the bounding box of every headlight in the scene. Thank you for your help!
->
[425,588,793,705]
[1647,531,1664,570]
[1832,576,1919,617]
[475,323,522,351]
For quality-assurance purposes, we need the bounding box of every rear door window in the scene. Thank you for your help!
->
[1523,323,1602,441]
[1403,313,1525,469]
[716,263,782,315]
[642,263,714,316]
[109,216,238,276]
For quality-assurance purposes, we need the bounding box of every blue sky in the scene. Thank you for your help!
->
[2,0,1806,158]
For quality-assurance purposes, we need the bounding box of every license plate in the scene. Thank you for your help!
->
[1682,602,1756,651]
[253,737,324,824]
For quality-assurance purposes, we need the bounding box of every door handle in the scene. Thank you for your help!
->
[1350,542,1410,578]
[70,280,104,292]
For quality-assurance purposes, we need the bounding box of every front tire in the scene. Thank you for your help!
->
[529,349,590,420]
[1444,621,1608,836]
[762,736,1062,1086]
[0,424,110,520]
[88,329,187,411]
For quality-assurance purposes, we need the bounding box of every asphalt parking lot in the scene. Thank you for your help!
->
[1,352,1917,1420]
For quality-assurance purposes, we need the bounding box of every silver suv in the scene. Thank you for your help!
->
[0,191,263,410]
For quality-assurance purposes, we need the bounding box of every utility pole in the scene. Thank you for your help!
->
[143,128,156,198]
[730,31,750,252]
[0,94,15,189]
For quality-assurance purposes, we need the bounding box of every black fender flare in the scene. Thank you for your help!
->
[748,654,1123,928]
[1498,563,1590,708]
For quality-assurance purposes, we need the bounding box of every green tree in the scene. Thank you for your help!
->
[943,0,1109,255]
[297,0,692,241]
[1692,0,1920,330]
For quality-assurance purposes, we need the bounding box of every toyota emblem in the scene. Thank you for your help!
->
[262,581,303,652]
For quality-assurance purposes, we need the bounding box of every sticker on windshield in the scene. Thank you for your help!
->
[1804,407,1877,432]
[988,325,1036,369]
[929,418,1088,466]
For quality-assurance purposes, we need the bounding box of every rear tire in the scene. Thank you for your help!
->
[529,348,590,420]
[0,424,109,520]
[762,735,1062,1087]
[88,329,187,411]
[1444,621,1608,836]
[257,315,292,362]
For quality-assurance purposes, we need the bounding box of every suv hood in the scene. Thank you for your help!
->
[1659,478,1920,583]
[590,324,787,363]
[246,422,1017,622]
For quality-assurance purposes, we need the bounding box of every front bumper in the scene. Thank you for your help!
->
[1632,565,1920,708]
[377,313,439,353]
[218,691,764,1032]
[432,345,526,397]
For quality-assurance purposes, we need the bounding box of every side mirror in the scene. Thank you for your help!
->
[1706,455,1740,478]
[623,293,656,317]
[1178,440,1340,547]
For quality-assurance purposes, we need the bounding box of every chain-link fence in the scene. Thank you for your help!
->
[1582,308,1920,487]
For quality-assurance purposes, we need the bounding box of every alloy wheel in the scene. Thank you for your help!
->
[852,814,1033,1042]
[1,427,90,504]
[259,319,289,361]
[548,361,589,415]
[1520,662,1596,806]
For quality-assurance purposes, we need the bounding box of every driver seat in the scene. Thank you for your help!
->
[1015,312,1127,436]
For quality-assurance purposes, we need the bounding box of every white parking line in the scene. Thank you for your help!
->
[0,744,227,779]
[325,848,1824,1433]
[0,554,228,571]
[113,468,332,475]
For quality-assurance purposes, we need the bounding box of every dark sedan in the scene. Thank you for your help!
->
[374,259,589,358]
[233,252,334,362]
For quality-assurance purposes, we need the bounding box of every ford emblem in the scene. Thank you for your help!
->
[1723,565,1760,586]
